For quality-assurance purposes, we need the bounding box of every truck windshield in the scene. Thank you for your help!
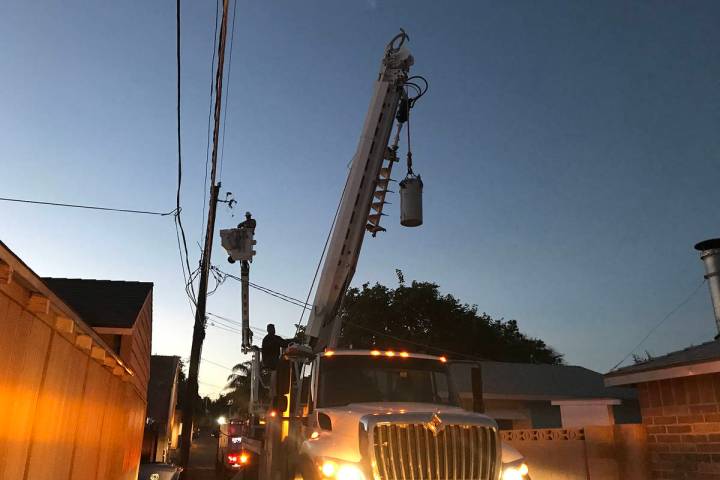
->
[317,355,458,408]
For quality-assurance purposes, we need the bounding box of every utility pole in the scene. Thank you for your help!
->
[179,0,230,471]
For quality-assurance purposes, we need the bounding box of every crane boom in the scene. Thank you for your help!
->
[306,32,414,351]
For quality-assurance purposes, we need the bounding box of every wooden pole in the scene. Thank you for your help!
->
[178,0,230,471]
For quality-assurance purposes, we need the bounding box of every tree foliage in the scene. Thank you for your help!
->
[338,279,563,364]
[224,360,253,412]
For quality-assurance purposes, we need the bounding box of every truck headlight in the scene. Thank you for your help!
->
[318,459,365,480]
[502,461,529,480]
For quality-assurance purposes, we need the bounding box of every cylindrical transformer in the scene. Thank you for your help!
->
[399,174,423,227]
[695,238,720,336]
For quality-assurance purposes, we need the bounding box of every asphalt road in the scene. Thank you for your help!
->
[184,435,220,480]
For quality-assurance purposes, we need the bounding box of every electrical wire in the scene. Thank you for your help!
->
[207,311,287,338]
[609,279,708,371]
[211,267,313,308]
[296,173,351,334]
[218,0,238,181]
[200,0,221,240]
[0,197,176,216]
[198,379,228,390]
[174,0,197,305]
[208,322,242,336]
[201,357,236,371]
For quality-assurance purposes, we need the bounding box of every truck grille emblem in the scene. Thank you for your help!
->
[426,413,443,435]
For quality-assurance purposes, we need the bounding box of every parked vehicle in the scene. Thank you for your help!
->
[137,462,182,480]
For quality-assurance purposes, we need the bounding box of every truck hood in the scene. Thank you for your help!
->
[325,402,469,416]
[303,403,500,464]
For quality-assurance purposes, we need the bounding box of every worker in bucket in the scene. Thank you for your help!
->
[261,323,290,371]
[238,211,256,233]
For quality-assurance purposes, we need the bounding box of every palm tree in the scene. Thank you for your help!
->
[225,361,252,414]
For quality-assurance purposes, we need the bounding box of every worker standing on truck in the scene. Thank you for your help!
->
[261,324,290,371]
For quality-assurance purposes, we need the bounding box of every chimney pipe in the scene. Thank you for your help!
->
[694,238,720,337]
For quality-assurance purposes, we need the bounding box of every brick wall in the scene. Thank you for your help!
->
[638,373,720,479]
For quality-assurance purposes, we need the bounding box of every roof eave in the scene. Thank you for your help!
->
[605,359,720,387]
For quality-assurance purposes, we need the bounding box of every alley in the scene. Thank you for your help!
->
[184,435,220,480]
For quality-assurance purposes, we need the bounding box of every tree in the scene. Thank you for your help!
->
[338,278,563,364]
[224,360,253,414]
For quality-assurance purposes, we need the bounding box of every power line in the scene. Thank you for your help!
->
[609,279,707,371]
[207,311,287,336]
[212,267,312,308]
[201,0,221,240]
[198,379,227,390]
[297,172,351,334]
[0,197,176,216]
[218,0,238,181]
[208,316,244,333]
[201,357,235,371]
[173,0,197,306]
[208,322,241,336]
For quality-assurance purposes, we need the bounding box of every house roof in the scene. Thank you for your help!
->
[450,360,636,401]
[604,340,720,386]
[147,355,180,424]
[42,277,152,329]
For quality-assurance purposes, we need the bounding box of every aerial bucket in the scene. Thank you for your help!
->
[399,174,423,227]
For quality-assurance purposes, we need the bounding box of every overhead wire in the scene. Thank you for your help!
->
[201,357,235,371]
[208,322,242,336]
[218,0,238,181]
[200,0,221,241]
[0,197,176,216]
[211,267,313,308]
[295,173,351,334]
[609,279,708,371]
[174,0,197,306]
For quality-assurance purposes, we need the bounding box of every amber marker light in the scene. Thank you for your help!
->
[370,350,381,356]
[385,351,395,357]
[439,356,447,363]
[399,351,409,358]
[325,350,335,357]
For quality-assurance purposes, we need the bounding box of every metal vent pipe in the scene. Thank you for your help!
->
[694,238,720,336]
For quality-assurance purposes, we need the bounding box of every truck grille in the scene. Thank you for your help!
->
[372,423,498,480]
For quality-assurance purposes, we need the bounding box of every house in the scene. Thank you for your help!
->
[0,240,152,480]
[606,341,720,479]
[450,360,640,429]
[42,277,153,400]
[604,238,720,479]
[142,355,182,463]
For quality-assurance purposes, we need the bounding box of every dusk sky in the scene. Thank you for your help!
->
[2,0,719,398]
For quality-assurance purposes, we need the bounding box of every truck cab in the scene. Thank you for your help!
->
[277,350,528,480]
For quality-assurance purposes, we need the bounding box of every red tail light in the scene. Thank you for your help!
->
[227,452,250,465]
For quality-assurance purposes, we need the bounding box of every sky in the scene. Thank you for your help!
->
[1,0,719,398]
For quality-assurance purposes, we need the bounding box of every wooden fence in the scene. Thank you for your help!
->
[0,248,146,480]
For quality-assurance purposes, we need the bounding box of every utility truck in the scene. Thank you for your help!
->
[220,30,530,480]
